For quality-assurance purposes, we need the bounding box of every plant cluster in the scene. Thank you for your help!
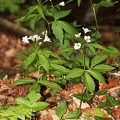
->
[0,0,120,120]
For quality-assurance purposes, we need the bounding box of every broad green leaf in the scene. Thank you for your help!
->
[77,0,81,7]
[52,21,63,44]
[92,64,115,72]
[15,98,31,108]
[28,91,41,104]
[38,53,49,73]
[88,70,105,83]
[84,72,95,93]
[56,101,67,119]
[60,47,74,53]
[58,20,78,35]
[73,92,93,103]
[30,15,42,30]
[84,56,90,69]
[22,52,36,67]
[32,102,49,111]
[95,89,107,95]
[91,54,108,67]
[11,78,36,86]
[115,28,120,32]
[90,44,118,56]
[88,45,97,55]
[50,59,70,64]
[16,14,37,22]
[38,80,62,90]
[42,49,60,59]
[54,10,71,20]
[106,94,120,106]
[37,6,46,19]
[66,68,84,79]
[92,108,104,117]
[64,110,81,119]
[29,83,41,93]
[50,63,69,74]
[25,5,38,18]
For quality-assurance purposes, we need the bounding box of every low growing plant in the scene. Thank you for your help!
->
[0,0,119,119]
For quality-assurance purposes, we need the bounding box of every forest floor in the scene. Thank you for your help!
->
[0,14,120,120]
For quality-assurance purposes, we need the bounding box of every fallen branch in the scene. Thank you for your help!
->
[0,17,35,36]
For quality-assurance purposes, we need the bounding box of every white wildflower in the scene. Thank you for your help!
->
[74,43,81,50]
[44,35,51,42]
[82,27,91,34]
[84,36,91,42]
[59,1,65,6]
[29,35,42,41]
[22,36,29,43]
[74,33,81,38]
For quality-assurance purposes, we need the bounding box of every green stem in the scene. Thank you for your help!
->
[89,0,99,30]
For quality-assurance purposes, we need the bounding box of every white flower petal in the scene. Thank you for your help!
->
[22,36,29,43]
[82,27,91,34]
[59,1,65,6]
[74,43,81,50]
[74,33,81,38]
[84,36,91,42]
[44,35,51,42]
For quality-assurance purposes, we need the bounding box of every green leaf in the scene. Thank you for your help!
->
[52,21,63,44]
[38,53,49,73]
[106,94,120,106]
[38,80,62,90]
[15,98,31,108]
[29,83,41,93]
[91,54,108,67]
[60,47,74,53]
[11,78,36,86]
[94,116,112,120]
[84,72,95,93]
[95,89,107,95]
[88,70,105,83]
[42,49,61,59]
[92,108,104,117]
[73,92,93,103]
[22,52,36,67]
[54,10,71,20]
[77,0,81,7]
[92,64,115,72]
[84,56,90,69]
[56,101,67,119]
[64,109,81,119]
[50,63,69,74]
[37,6,46,20]
[0,94,5,98]
[90,44,118,56]
[32,102,49,111]
[58,20,78,35]
[115,28,120,32]
[66,68,84,79]
[28,91,41,104]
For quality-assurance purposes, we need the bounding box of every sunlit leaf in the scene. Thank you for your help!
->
[84,72,95,93]
[88,70,105,83]
[22,52,36,67]
[92,64,115,72]
[64,109,81,119]
[38,53,49,73]
[11,78,36,86]
[66,68,84,79]
[56,101,67,119]
[38,80,62,90]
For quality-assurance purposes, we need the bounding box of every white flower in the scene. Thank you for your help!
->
[74,43,81,50]
[44,35,51,42]
[29,35,42,41]
[82,27,91,34]
[22,36,29,43]
[59,1,65,6]
[84,36,91,42]
[74,33,81,38]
